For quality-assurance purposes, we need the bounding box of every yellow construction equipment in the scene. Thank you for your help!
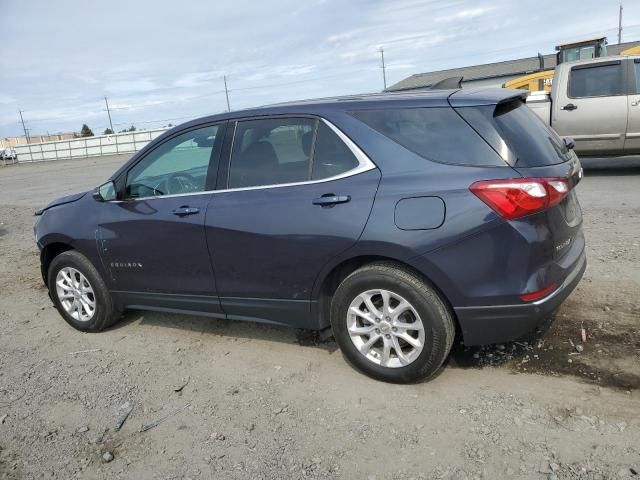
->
[504,36,639,92]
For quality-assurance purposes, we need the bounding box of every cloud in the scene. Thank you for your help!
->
[0,95,16,105]
[0,0,638,136]
[105,79,160,94]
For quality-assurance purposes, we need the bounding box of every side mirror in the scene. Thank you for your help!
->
[563,137,575,150]
[92,181,117,202]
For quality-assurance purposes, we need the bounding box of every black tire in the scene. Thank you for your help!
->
[47,250,119,332]
[330,262,455,383]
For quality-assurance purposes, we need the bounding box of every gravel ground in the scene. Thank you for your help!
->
[0,155,638,479]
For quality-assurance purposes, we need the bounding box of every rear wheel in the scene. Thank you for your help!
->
[48,251,119,332]
[330,262,455,383]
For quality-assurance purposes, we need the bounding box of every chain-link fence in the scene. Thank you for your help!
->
[11,128,169,163]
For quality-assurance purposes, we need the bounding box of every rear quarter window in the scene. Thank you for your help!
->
[456,101,572,167]
[351,107,506,167]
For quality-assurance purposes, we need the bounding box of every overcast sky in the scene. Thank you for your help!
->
[1,0,638,138]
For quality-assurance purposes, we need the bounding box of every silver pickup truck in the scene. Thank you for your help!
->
[527,55,640,156]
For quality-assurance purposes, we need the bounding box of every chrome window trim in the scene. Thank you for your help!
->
[117,118,376,202]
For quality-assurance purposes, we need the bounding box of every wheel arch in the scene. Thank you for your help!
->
[313,254,458,332]
[40,242,74,286]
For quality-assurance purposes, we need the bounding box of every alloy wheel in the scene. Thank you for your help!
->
[55,267,96,322]
[347,289,425,368]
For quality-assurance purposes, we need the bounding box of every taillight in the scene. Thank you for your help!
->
[469,177,570,220]
[520,283,557,302]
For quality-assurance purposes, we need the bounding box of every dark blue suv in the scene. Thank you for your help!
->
[35,88,586,383]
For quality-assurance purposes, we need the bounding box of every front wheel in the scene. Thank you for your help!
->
[330,262,455,383]
[48,250,119,332]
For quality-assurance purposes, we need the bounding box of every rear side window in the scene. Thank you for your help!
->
[228,117,363,189]
[458,101,570,167]
[569,62,625,98]
[229,118,315,188]
[351,107,505,167]
[634,59,640,94]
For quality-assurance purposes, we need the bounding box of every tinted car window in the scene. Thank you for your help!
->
[569,62,625,98]
[352,107,505,167]
[229,118,315,188]
[488,101,570,167]
[634,59,640,94]
[125,125,219,198]
[311,122,360,180]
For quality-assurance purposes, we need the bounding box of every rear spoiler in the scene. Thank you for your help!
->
[429,76,463,90]
[448,88,528,108]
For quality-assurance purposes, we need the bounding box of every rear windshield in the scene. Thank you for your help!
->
[458,101,571,167]
[351,107,505,167]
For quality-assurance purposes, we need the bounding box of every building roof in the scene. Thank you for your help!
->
[386,41,639,92]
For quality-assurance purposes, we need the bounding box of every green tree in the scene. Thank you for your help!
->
[128,125,136,132]
[79,124,94,137]
[103,128,114,135]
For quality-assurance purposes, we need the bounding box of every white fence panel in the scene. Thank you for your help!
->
[12,128,170,163]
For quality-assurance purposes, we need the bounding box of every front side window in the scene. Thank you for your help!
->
[634,59,640,94]
[125,125,219,198]
[228,117,362,189]
[568,62,625,98]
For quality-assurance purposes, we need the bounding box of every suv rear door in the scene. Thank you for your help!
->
[204,115,380,328]
[553,59,628,154]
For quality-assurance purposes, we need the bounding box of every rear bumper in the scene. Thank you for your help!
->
[455,251,586,345]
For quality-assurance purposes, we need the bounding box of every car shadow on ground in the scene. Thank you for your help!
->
[580,157,640,174]
[114,309,340,353]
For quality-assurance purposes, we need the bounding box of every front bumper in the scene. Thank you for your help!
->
[454,251,586,345]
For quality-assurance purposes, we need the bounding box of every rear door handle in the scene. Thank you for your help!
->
[172,206,200,216]
[312,194,351,206]
[561,103,578,111]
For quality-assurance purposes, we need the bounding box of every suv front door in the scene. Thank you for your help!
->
[205,116,380,328]
[98,123,226,313]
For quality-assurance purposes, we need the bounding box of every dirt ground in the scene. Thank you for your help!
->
[0,155,638,480]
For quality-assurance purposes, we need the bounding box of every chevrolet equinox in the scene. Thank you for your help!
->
[34,88,586,383]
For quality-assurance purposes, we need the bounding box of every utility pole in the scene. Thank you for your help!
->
[618,3,623,44]
[104,96,114,133]
[19,110,30,144]
[223,75,231,112]
[19,109,33,160]
[379,47,387,90]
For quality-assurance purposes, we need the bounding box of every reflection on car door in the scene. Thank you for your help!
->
[553,60,628,154]
[625,58,640,153]
[205,117,380,328]
[98,123,226,314]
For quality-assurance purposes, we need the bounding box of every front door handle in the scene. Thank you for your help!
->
[632,100,640,107]
[561,103,578,111]
[172,206,200,216]
[312,194,351,207]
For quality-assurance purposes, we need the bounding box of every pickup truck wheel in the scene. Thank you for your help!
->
[48,251,119,332]
[330,262,455,383]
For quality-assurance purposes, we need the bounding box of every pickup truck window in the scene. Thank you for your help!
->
[568,62,625,98]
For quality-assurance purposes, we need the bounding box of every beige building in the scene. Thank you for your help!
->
[1,133,75,149]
